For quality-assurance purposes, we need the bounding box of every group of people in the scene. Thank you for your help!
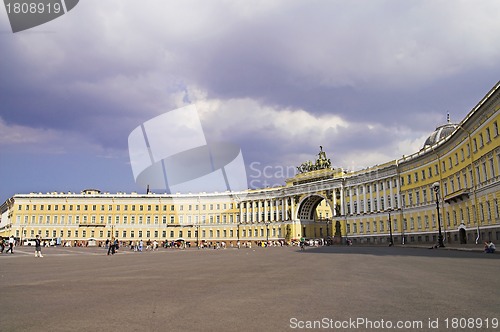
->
[106,238,120,255]
[0,235,16,254]
[132,239,159,252]
[105,239,161,253]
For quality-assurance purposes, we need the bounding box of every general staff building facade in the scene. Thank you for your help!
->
[1,82,499,247]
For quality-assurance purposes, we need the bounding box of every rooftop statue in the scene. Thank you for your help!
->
[296,146,333,174]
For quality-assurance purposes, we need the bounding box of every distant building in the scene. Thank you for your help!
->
[1,82,499,247]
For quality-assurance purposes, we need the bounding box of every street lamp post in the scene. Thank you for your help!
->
[265,221,270,245]
[432,182,445,247]
[237,221,241,248]
[326,219,330,245]
[387,208,394,246]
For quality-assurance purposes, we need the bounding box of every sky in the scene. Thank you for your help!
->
[1,0,500,203]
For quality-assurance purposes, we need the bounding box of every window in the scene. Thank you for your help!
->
[482,162,488,181]
[494,121,499,137]
[486,201,492,221]
[489,158,495,178]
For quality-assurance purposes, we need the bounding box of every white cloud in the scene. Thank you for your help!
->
[0,118,58,146]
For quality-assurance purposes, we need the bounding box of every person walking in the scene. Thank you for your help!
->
[34,235,43,257]
[5,235,15,254]
[107,238,116,255]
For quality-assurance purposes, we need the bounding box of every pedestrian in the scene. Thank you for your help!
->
[138,239,143,252]
[107,238,116,255]
[35,235,43,257]
[6,235,15,254]
[0,237,4,253]
[484,240,496,253]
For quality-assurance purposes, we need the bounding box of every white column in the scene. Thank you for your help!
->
[363,184,368,213]
[349,186,353,214]
[389,178,394,209]
[370,182,374,213]
[376,182,381,211]
[356,186,361,214]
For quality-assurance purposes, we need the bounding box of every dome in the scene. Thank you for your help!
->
[423,123,458,147]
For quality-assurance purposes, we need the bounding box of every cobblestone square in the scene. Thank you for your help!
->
[1,245,499,331]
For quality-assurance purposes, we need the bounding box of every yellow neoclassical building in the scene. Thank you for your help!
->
[1,81,499,247]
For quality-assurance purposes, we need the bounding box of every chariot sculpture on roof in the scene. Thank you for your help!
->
[296,146,333,174]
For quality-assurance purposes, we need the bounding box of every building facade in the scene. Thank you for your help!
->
[1,82,499,247]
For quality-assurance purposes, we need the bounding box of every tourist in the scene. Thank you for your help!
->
[107,238,116,255]
[35,235,43,257]
[5,235,15,254]
[484,240,496,253]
